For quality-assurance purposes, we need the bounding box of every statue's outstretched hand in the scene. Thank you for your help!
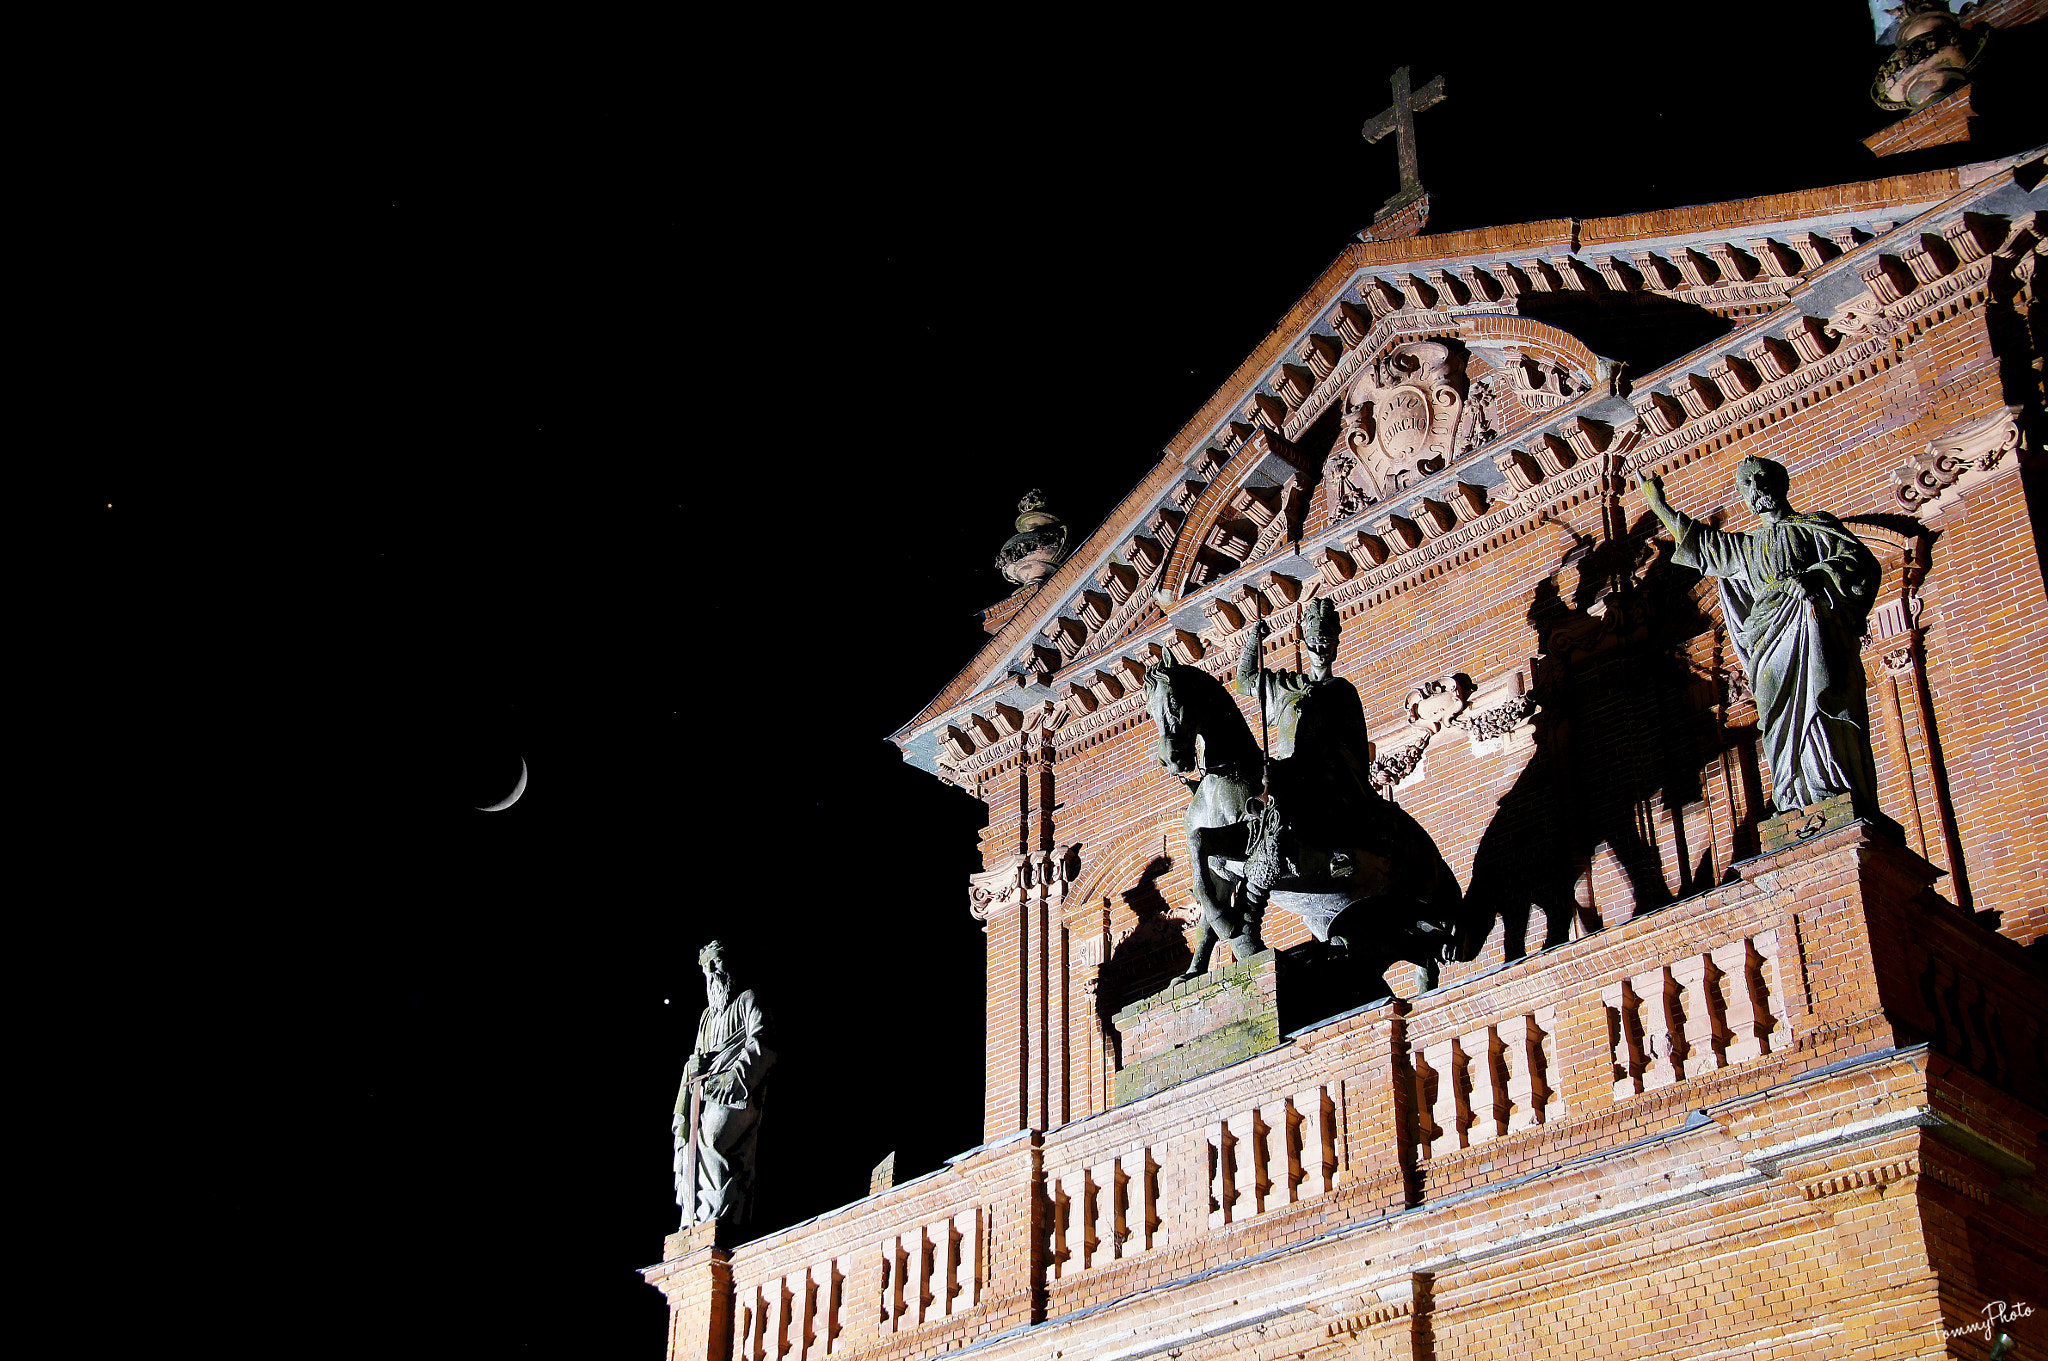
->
[1638,473,1668,512]
[1250,618,1271,642]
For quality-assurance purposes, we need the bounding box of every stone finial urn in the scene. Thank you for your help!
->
[1872,0,1987,112]
[994,490,1069,588]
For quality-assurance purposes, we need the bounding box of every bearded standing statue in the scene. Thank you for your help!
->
[1640,457,1883,819]
[673,940,775,1232]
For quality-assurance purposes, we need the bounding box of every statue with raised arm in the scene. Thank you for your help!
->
[1640,456,1883,818]
[1136,595,1464,983]
[672,940,775,1232]
[1235,598,1381,876]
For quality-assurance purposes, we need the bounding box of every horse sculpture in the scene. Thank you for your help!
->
[1139,613,1465,988]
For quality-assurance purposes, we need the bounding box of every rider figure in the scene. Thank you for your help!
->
[1234,597,1378,912]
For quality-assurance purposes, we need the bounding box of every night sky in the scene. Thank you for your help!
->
[71,7,2041,1356]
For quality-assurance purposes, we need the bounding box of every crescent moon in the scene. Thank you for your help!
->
[477,757,528,813]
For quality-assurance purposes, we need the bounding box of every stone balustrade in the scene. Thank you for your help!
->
[651,818,2046,1358]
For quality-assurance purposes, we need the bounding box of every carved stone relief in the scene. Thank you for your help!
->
[968,844,1080,922]
[1891,407,2022,514]
[1324,341,1469,518]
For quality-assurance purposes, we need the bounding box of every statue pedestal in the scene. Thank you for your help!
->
[1110,945,1386,1105]
[1756,793,1901,856]
[641,1222,733,1361]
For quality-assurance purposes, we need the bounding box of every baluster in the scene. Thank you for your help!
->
[798,1260,823,1350]
[1463,1026,1508,1142]
[1131,1146,1162,1250]
[1294,1087,1337,1194]
[1105,1154,1138,1260]
[1603,980,1645,1098]
[1052,1174,1077,1277]
[1273,1097,1305,1204]
[825,1256,846,1352]
[1411,1047,1443,1160]
[1751,930,1790,1053]
[1634,966,1686,1089]
[1671,952,1730,1074]
[1082,1165,1104,1267]
[1423,1038,1470,1157]
[1499,1013,1552,1131]
[776,1275,796,1356]
[1208,1123,1235,1228]
[1227,1108,1266,1217]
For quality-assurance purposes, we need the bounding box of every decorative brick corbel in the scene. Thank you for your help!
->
[1858,256,1916,305]
[1939,214,1992,264]
[1743,335,1796,382]
[1591,255,1633,292]
[1148,505,1184,547]
[1700,242,1755,284]
[1229,483,1280,528]
[1458,265,1503,302]
[1080,668,1122,705]
[1309,545,1356,585]
[1300,333,1343,381]
[1673,248,1717,288]
[1339,529,1389,566]
[1561,417,1610,463]
[1330,300,1373,347]
[1899,234,1956,286]
[1785,315,1835,364]
[1631,251,1679,291]
[1499,447,1546,492]
[1428,268,1469,306]
[1399,273,1439,309]
[1061,679,1097,715]
[1042,616,1087,659]
[1246,391,1289,428]
[1252,570,1300,608]
[1200,597,1245,633]
[1783,231,1829,272]
[1535,433,1577,476]
[1382,514,1423,553]
[1704,354,1759,398]
[1415,498,1456,537]
[1745,238,1801,278]
[1450,481,1489,518]
[1098,560,1137,603]
[1361,277,1405,317]
[1673,372,1723,421]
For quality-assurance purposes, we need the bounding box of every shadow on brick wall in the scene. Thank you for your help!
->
[1463,516,1742,961]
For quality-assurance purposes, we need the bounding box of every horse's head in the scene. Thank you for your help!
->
[1141,655,1200,776]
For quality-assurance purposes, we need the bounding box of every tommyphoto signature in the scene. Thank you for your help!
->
[1941,1297,2032,1345]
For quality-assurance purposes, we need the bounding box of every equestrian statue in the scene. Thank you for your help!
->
[1138,595,1465,987]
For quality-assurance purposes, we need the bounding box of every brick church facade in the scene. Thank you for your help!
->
[650,14,2048,1357]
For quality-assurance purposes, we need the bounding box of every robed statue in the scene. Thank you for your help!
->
[1138,595,1463,984]
[673,940,775,1231]
[1640,456,1883,817]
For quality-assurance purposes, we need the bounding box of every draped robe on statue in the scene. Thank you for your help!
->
[673,987,774,1226]
[1665,508,1881,815]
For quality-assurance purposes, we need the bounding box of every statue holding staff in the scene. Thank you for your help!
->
[673,940,775,1231]
[1639,456,1883,818]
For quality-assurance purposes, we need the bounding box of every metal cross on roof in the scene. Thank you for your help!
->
[1361,66,1446,229]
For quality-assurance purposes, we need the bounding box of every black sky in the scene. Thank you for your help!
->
[67,6,2043,1357]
